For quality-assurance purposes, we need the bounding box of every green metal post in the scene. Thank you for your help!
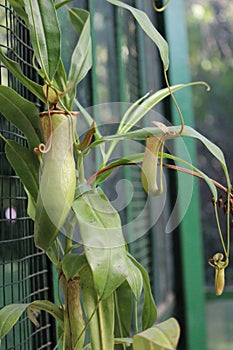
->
[163,1,207,349]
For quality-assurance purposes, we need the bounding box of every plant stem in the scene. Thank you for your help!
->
[114,292,126,350]
[60,274,85,350]
[134,301,139,334]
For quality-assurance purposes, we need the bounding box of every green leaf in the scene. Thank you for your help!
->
[74,98,105,158]
[53,59,71,108]
[5,140,39,202]
[118,83,207,134]
[55,0,74,10]
[69,7,89,35]
[83,344,92,350]
[181,125,231,189]
[27,300,64,327]
[114,281,133,338]
[133,318,180,350]
[23,0,61,81]
[107,0,169,70]
[163,152,218,201]
[53,58,67,92]
[0,86,43,149]
[129,254,157,330]
[62,254,87,281]
[24,186,36,220]
[81,263,102,350]
[46,241,60,265]
[84,83,208,154]
[7,0,29,24]
[0,301,63,341]
[80,263,114,350]
[67,8,92,107]
[0,304,28,340]
[93,154,143,186]
[101,83,203,164]
[96,295,114,350]
[73,187,128,299]
[0,48,45,102]
[94,150,218,203]
[127,256,143,301]
[114,337,133,345]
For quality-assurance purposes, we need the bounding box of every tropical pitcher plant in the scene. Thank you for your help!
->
[0,0,232,349]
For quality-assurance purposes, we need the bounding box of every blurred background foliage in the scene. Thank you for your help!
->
[186,2,233,349]
[186,0,233,288]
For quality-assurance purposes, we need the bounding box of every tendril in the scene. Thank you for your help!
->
[213,201,228,259]
[152,0,171,12]
[34,86,53,155]
[164,69,185,136]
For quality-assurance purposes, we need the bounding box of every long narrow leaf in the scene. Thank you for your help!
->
[83,84,208,154]
[28,300,64,327]
[53,59,67,92]
[107,0,169,70]
[85,122,231,194]
[127,257,143,301]
[69,8,89,35]
[114,281,133,338]
[133,318,180,350]
[118,83,208,134]
[0,86,43,149]
[80,263,114,350]
[53,59,71,108]
[0,48,45,102]
[23,0,61,81]
[5,140,39,202]
[67,8,92,107]
[7,0,29,24]
[91,154,144,186]
[0,300,64,341]
[55,0,74,10]
[0,304,28,340]
[73,187,128,299]
[182,125,231,189]
[24,186,36,220]
[128,254,157,330]
[94,152,218,201]
[83,125,165,154]
[74,98,105,158]
[163,152,218,201]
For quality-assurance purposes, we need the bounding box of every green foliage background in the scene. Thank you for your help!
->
[186,0,233,286]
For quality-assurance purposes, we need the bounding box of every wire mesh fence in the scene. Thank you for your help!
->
[0,1,55,349]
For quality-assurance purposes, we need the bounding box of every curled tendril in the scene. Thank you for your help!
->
[34,142,51,154]
[34,86,53,155]
[152,0,171,12]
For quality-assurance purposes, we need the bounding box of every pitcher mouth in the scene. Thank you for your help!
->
[39,110,79,117]
[35,111,79,155]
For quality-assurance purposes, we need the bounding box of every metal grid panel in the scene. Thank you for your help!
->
[0,2,54,349]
